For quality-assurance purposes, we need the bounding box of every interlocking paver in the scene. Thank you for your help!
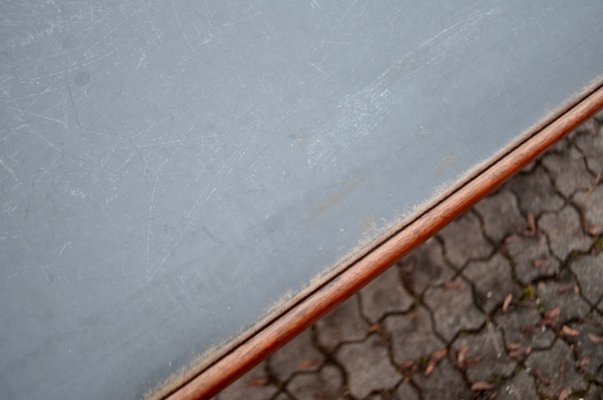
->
[218,117,603,400]
[286,364,343,400]
[360,265,413,323]
[315,295,368,350]
[574,185,603,235]
[385,307,444,365]
[525,340,587,399]
[452,326,515,383]
[509,164,564,216]
[474,189,525,243]
[571,252,603,307]
[542,146,594,197]
[439,212,492,267]
[424,279,485,341]
[336,335,399,398]
[462,253,518,313]
[398,238,453,295]
[270,328,323,382]
[413,359,472,400]
[504,231,559,284]
[574,122,603,176]
[540,205,591,260]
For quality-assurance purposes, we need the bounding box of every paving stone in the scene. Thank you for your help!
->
[495,305,556,350]
[336,335,400,398]
[385,307,444,365]
[539,206,591,260]
[439,211,493,267]
[563,319,603,379]
[286,364,343,400]
[474,190,526,243]
[525,340,587,399]
[452,326,515,383]
[495,369,539,400]
[398,238,453,295]
[270,327,323,382]
[462,253,518,313]
[509,165,565,216]
[536,272,590,325]
[575,122,603,176]
[574,185,603,235]
[413,359,472,400]
[315,295,368,350]
[393,383,419,400]
[216,362,277,400]
[424,279,485,341]
[571,253,603,307]
[542,146,594,197]
[361,265,414,323]
[504,231,559,284]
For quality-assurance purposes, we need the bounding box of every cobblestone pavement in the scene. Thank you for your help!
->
[216,113,603,400]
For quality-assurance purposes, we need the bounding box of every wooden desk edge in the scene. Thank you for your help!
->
[154,82,603,400]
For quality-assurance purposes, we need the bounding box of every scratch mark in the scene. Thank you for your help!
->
[58,241,72,256]
[307,61,340,85]
[0,157,19,182]
[64,68,82,128]
[146,174,159,282]
[304,179,365,223]
[7,105,67,127]
[171,0,196,53]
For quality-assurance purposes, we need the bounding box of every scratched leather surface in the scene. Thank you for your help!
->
[1,1,602,398]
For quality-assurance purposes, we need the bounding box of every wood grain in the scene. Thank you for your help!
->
[164,84,603,400]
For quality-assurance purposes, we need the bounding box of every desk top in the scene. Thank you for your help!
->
[1,1,602,399]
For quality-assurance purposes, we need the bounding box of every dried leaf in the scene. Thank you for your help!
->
[507,343,531,359]
[526,213,536,236]
[368,323,381,333]
[247,377,268,386]
[425,349,448,376]
[558,387,572,400]
[578,356,591,370]
[507,342,522,351]
[471,382,495,391]
[502,293,513,313]
[400,360,415,371]
[588,333,603,344]
[532,258,550,269]
[541,306,561,327]
[560,325,579,337]
[456,346,470,367]
[444,280,463,290]
[298,358,321,369]
[532,368,552,386]
[557,283,574,294]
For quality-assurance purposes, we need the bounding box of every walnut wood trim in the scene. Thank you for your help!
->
[163,84,603,400]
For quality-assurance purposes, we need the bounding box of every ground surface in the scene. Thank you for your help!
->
[215,113,603,400]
